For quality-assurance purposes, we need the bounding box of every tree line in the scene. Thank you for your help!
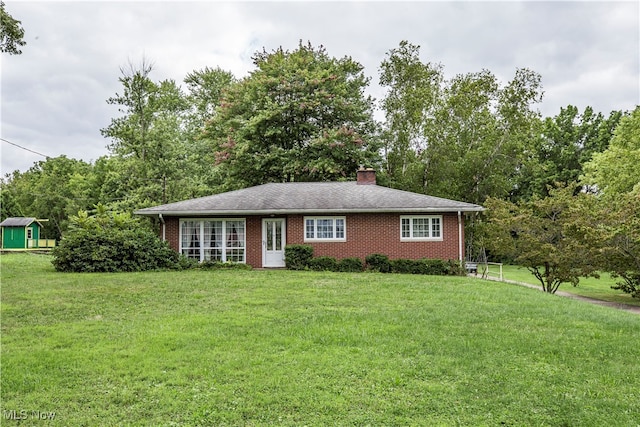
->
[1,41,638,296]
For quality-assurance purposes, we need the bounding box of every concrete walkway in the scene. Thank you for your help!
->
[474,275,640,315]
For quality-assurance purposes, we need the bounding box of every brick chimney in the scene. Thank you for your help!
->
[356,167,376,185]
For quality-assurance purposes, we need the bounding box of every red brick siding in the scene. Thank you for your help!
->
[161,213,464,268]
[287,213,462,262]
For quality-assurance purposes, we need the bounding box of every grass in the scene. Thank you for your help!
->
[497,264,640,307]
[1,253,639,426]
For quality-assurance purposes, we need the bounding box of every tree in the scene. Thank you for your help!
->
[0,1,26,54]
[514,106,622,200]
[377,42,543,204]
[0,156,98,240]
[482,185,599,293]
[582,106,640,195]
[378,41,443,192]
[204,41,380,188]
[585,191,640,298]
[101,60,196,210]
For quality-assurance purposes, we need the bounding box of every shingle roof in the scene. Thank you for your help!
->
[135,182,484,216]
[0,217,37,227]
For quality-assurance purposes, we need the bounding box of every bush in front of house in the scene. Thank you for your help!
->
[284,244,314,270]
[365,253,392,273]
[308,256,339,271]
[338,257,364,272]
[389,258,464,276]
[52,207,187,273]
[199,260,252,270]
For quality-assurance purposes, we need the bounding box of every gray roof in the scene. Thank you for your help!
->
[0,217,37,227]
[135,182,484,216]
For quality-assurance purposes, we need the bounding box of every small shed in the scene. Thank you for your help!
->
[0,217,54,250]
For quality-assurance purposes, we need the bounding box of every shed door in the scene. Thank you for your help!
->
[262,219,286,267]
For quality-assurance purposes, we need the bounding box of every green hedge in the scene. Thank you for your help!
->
[285,246,462,276]
[284,244,314,270]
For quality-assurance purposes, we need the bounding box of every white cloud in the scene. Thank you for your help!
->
[1,1,638,175]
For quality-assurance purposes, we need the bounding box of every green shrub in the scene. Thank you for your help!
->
[389,258,465,276]
[52,227,185,272]
[365,254,391,273]
[389,258,418,274]
[199,260,252,270]
[308,256,339,271]
[51,207,187,273]
[285,244,314,270]
[338,257,364,272]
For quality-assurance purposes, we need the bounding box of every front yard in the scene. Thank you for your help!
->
[1,253,639,425]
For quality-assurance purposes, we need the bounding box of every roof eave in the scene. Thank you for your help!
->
[135,207,485,216]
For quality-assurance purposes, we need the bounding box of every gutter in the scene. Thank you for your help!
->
[134,207,485,216]
[159,213,165,242]
[458,211,463,263]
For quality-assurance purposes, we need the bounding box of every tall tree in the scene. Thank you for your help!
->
[378,42,543,204]
[100,60,192,209]
[425,68,543,204]
[378,41,443,192]
[0,1,26,54]
[204,41,380,188]
[515,106,622,199]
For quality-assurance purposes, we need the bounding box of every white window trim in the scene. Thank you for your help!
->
[304,216,347,242]
[179,218,246,263]
[400,215,443,241]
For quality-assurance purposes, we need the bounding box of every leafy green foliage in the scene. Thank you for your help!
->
[482,185,600,293]
[204,41,380,188]
[390,258,464,276]
[308,256,339,272]
[0,1,26,55]
[365,253,392,272]
[51,206,184,272]
[338,257,364,272]
[0,156,98,240]
[514,106,622,200]
[582,106,640,195]
[585,191,640,298]
[284,244,314,270]
[379,41,543,204]
[198,260,252,270]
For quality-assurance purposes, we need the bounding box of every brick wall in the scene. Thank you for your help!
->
[160,213,464,268]
[287,213,463,262]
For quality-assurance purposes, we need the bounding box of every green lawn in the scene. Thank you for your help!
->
[2,253,639,426]
[494,264,640,307]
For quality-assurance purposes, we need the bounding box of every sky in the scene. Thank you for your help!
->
[1,0,639,175]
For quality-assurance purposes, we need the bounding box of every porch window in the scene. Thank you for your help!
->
[400,216,442,241]
[304,217,346,241]
[180,219,246,262]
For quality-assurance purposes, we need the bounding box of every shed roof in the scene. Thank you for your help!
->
[135,182,484,216]
[0,217,39,227]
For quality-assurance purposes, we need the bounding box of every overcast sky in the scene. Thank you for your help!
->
[1,1,638,175]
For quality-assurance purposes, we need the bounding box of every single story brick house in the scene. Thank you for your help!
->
[135,169,484,268]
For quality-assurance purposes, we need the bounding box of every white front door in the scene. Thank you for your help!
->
[263,218,286,267]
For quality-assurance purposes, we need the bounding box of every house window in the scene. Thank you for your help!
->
[304,217,346,241]
[180,219,246,262]
[27,228,33,239]
[400,216,442,241]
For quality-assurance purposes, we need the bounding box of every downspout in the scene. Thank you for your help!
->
[159,214,166,241]
[458,211,463,264]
